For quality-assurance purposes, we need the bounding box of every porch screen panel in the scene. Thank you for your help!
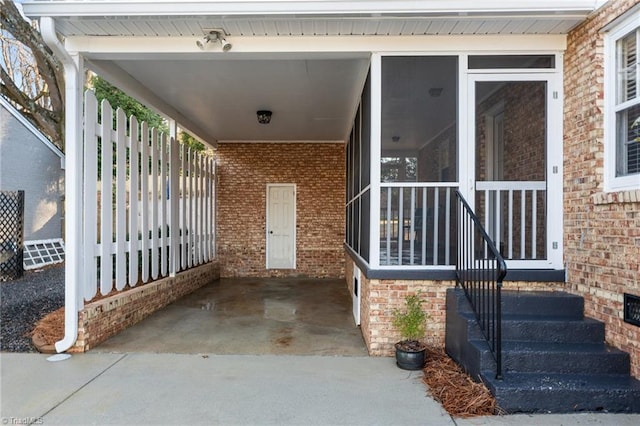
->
[345,66,371,263]
[475,81,547,260]
[379,56,458,267]
[361,70,371,189]
[359,190,370,262]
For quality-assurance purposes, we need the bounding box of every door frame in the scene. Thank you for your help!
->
[265,183,297,269]
[463,71,563,269]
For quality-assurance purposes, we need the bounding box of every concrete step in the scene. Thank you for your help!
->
[500,315,605,343]
[500,290,584,319]
[472,340,631,375]
[446,288,640,413]
[457,311,606,343]
[481,372,640,413]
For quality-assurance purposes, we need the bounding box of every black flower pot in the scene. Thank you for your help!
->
[395,341,427,370]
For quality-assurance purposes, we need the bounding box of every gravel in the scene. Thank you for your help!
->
[0,264,65,352]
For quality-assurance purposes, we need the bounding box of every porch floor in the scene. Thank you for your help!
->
[93,277,368,356]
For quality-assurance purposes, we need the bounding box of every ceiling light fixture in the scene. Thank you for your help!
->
[196,29,232,52]
[257,110,272,124]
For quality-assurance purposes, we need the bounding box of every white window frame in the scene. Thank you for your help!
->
[604,12,640,192]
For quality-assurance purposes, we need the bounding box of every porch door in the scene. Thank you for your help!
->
[266,184,296,269]
[466,73,562,268]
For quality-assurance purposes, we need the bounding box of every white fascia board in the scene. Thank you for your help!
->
[67,34,567,56]
[85,59,217,147]
[22,0,600,17]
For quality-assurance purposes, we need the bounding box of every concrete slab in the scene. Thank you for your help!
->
[2,352,640,425]
[93,278,368,356]
[2,353,452,425]
[0,353,124,421]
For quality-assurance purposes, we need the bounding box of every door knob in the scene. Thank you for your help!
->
[269,231,273,234]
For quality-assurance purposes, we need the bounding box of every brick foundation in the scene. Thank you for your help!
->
[346,253,566,356]
[71,262,220,352]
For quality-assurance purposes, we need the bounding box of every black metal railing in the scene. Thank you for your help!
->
[455,190,507,380]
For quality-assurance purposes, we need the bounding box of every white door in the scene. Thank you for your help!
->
[465,73,563,269]
[266,184,296,269]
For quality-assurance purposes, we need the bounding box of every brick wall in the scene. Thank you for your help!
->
[347,255,566,356]
[72,261,220,352]
[564,0,640,378]
[216,143,345,278]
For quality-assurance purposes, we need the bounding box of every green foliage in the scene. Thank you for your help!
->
[89,75,167,132]
[89,75,207,152]
[392,292,428,342]
[180,131,205,152]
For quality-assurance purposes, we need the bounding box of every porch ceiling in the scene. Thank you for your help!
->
[94,55,371,143]
[22,1,599,146]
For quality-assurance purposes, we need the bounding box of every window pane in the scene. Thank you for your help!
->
[469,55,555,69]
[618,31,638,104]
[618,103,640,176]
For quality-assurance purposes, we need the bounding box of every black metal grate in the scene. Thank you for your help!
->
[0,190,25,281]
[624,293,640,327]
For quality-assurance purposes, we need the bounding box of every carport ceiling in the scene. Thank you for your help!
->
[94,55,370,143]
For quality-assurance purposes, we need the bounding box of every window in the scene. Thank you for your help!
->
[605,12,640,191]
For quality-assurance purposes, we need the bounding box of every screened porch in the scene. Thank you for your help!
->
[345,54,562,272]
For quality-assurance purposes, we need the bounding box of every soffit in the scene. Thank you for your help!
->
[21,1,598,37]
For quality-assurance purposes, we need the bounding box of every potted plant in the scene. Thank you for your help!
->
[392,292,429,370]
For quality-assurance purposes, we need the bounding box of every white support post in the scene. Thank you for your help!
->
[369,54,382,268]
[41,17,84,353]
[83,91,98,301]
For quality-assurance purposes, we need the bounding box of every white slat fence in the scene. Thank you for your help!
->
[83,90,215,301]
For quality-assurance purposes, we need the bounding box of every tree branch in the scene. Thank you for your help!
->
[0,0,65,148]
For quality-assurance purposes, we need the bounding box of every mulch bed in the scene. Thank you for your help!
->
[29,307,65,353]
[422,346,501,418]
